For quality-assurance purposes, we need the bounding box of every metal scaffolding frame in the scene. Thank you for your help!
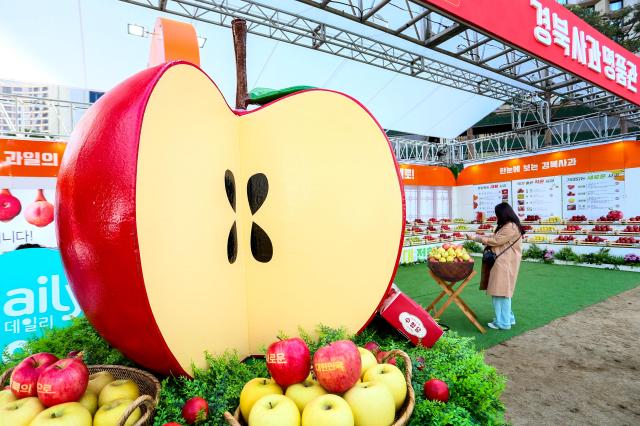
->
[118,0,533,103]
[296,0,640,122]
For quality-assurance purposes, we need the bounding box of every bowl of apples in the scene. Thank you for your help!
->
[427,244,474,282]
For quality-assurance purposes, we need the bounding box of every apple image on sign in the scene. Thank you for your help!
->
[55,60,404,376]
[0,188,21,222]
[10,352,59,398]
[24,189,54,227]
[29,402,92,426]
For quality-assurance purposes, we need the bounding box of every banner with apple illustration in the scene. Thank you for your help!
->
[56,61,406,376]
[0,248,82,360]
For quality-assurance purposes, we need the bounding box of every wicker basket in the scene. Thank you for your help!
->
[0,364,160,426]
[428,260,474,282]
[223,349,415,426]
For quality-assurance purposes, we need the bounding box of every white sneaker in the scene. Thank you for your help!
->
[487,322,499,330]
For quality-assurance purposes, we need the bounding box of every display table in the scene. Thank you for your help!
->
[426,269,486,334]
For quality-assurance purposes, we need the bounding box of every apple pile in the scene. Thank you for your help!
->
[478,224,493,230]
[440,225,451,231]
[486,216,497,222]
[428,244,473,263]
[583,235,606,243]
[592,225,612,233]
[568,215,587,222]
[426,225,437,232]
[628,216,640,222]
[556,235,575,242]
[624,225,640,233]
[1,352,143,426]
[616,236,638,244]
[524,215,541,222]
[237,338,409,426]
[563,225,582,232]
[598,210,623,222]
[414,219,425,224]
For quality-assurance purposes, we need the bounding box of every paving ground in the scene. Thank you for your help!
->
[484,287,640,426]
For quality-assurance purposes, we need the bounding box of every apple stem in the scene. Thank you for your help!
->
[232,19,248,110]
[269,401,273,409]
[34,189,46,202]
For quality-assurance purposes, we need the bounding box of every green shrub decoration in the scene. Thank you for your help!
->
[462,241,483,253]
[1,320,506,425]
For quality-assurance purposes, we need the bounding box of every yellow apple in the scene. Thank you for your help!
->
[285,379,327,413]
[78,390,98,415]
[94,399,141,426]
[343,381,395,426]
[29,402,92,426]
[0,388,17,407]
[98,379,140,406]
[462,254,470,261]
[301,394,354,426]
[439,258,446,263]
[87,371,115,396]
[363,364,407,410]
[239,377,283,421]
[357,348,377,379]
[248,394,299,426]
[0,397,44,426]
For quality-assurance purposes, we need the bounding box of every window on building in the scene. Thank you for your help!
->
[89,91,105,103]
[610,0,623,11]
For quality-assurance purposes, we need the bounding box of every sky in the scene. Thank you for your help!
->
[0,0,509,138]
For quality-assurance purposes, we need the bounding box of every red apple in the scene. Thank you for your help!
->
[67,351,81,358]
[0,188,22,222]
[181,397,209,425]
[376,351,397,366]
[55,61,404,376]
[164,423,184,426]
[10,353,59,398]
[266,337,310,387]
[24,189,54,227]
[423,379,449,402]
[313,340,361,393]
[363,341,380,355]
[36,357,89,407]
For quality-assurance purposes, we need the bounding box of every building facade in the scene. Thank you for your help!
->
[559,0,639,13]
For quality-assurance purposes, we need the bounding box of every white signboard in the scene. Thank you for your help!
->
[562,170,625,219]
[512,176,562,219]
[473,182,512,217]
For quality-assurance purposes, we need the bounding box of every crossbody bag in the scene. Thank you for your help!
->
[482,236,521,268]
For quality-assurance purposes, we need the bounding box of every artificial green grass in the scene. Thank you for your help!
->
[394,261,640,349]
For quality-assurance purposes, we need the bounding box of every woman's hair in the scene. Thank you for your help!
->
[494,203,526,235]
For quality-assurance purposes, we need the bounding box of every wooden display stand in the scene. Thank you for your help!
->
[426,269,486,334]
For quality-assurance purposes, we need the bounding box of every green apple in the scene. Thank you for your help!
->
[0,388,17,407]
[343,381,394,426]
[301,394,354,426]
[285,378,327,412]
[27,402,91,426]
[248,394,300,426]
[78,390,98,415]
[94,399,141,426]
[0,396,44,426]
[87,371,115,396]
[98,379,140,406]
[239,377,283,421]
[357,348,377,379]
[363,364,407,410]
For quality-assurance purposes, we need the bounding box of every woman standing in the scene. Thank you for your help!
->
[467,203,525,330]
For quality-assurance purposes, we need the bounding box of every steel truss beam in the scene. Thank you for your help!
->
[297,0,640,121]
[117,0,532,103]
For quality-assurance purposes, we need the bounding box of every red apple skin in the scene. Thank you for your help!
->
[376,351,397,366]
[0,188,21,222]
[364,341,380,355]
[36,357,89,407]
[423,379,449,402]
[24,189,54,227]
[266,338,310,387]
[313,340,361,394]
[181,397,209,425]
[10,352,59,398]
[164,423,184,426]
[56,62,186,376]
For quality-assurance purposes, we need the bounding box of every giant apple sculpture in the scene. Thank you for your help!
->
[56,61,404,376]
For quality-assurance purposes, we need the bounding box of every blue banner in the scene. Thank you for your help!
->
[1,248,82,359]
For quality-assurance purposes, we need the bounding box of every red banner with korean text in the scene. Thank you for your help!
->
[418,0,640,106]
[0,139,66,177]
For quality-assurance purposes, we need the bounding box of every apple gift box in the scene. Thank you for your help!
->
[0,364,160,426]
[379,285,443,348]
